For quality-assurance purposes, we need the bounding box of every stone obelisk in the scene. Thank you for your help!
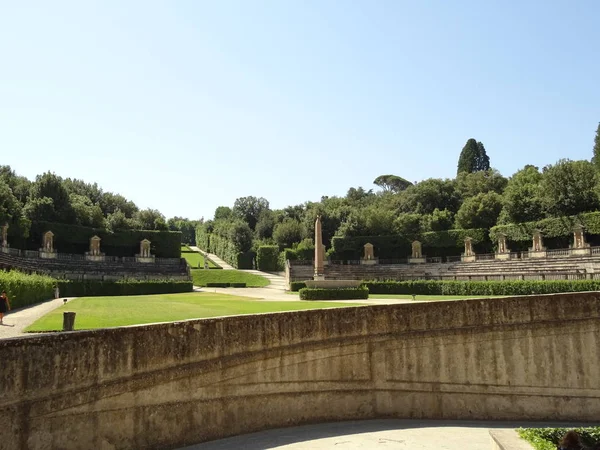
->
[314,215,325,280]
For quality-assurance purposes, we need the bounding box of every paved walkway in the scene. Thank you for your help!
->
[0,297,69,339]
[189,247,234,270]
[178,419,542,449]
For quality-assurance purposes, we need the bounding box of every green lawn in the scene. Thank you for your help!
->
[191,269,269,287]
[25,293,358,332]
[181,246,219,268]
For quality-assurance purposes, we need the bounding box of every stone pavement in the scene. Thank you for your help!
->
[178,419,542,449]
[0,297,68,339]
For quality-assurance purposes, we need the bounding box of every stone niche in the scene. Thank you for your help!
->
[39,231,57,259]
[361,243,377,265]
[495,233,511,260]
[86,235,106,262]
[409,240,426,264]
[528,230,547,258]
[570,224,591,256]
[136,239,155,263]
[461,237,476,262]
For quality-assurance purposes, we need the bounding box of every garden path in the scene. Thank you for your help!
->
[0,297,71,339]
[189,246,234,270]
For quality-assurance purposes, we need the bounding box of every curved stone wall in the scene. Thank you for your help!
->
[1,292,600,450]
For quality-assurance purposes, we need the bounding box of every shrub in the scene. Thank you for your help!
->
[362,279,600,296]
[205,282,247,288]
[257,245,281,271]
[0,271,55,308]
[57,280,193,297]
[22,221,182,258]
[290,281,307,292]
[518,427,600,450]
[299,287,369,300]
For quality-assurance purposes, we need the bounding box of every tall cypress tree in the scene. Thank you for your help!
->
[592,123,600,170]
[457,138,480,174]
[476,141,490,171]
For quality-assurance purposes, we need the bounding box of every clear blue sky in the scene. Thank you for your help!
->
[1,1,599,220]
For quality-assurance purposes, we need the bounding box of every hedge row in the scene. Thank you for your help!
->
[0,271,56,309]
[205,282,247,288]
[195,230,255,269]
[290,281,307,292]
[57,280,193,297]
[257,245,280,271]
[299,287,369,300]
[18,221,182,258]
[362,280,600,296]
[329,228,489,260]
[491,211,600,251]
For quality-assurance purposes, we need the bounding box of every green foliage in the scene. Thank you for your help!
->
[518,427,600,450]
[70,194,105,228]
[540,159,600,216]
[196,220,254,268]
[394,213,422,240]
[421,208,454,232]
[24,221,182,257]
[0,179,23,227]
[362,279,600,296]
[273,218,304,248]
[255,210,275,240]
[0,271,56,309]
[57,280,192,297]
[232,196,269,230]
[455,169,507,198]
[330,235,411,260]
[290,281,307,291]
[373,174,413,193]
[29,172,75,223]
[256,245,281,271]
[214,206,233,221]
[134,208,168,230]
[299,287,369,300]
[399,178,461,214]
[500,165,545,223]
[591,123,600,171]
[457,139,490,174]
[455,192,503,229]
[205,282,247,288]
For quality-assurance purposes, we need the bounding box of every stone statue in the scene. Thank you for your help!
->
[363,243,374,260]
[43,231,54,253]
[464,237,474,257]
[532,230,544,252]
[573,225,586,249]
[140,239,151,258]
[497,233,508,254]
[89,236,101,256]
[411,241,422,259]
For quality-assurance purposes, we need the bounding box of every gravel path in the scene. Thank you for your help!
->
[0,297,69,339]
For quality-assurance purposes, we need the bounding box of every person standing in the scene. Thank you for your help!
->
[0,291,10,325]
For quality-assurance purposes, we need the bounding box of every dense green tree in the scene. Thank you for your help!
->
[70,194,105,228]
[399,178,460,214]
[393,213,422,239]
[455,192,503,229]
[105,209,133,232]
[540,159,600,217]
[255,210,275,240]
[273,218,304,248]
[0,179,22,226]
[214,206,233,221]
[167,217,197,244]
[421,208,454,232]
[29,172,75,223]
[592,123,600,171]
[23,197,55,222]
[228,220,254,252]
[455,169,507,198]
[0,166,30,202]
[63,178,103,205]
[232,196,269,230]
[99,192,138,218]
[373,175,412,193]
[346,186,374,204]
[134,209,168,230]
[457,139,490,174]
[500,165,545,223]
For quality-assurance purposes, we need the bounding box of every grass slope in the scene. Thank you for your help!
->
[25,293,358,332]
[191,269,269,287]
[181,246,218,268]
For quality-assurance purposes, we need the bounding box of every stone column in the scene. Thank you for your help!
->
[529,230,547,258]
[314,216,324,280]
[571,225,591,256]
[1,223,8,252]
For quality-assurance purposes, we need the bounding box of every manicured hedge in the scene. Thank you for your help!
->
[362,280,600,296]
[290,281,307,292]
[22,222,182,258]
[57,280,193,297]
[329,228,489,260]
[0,271,56,309]
[299,287,369,300]
[518,427,600,450]
[196,230,255,269]
[491,211,600,251]
[257,245,280,271]
[205,282,247,288]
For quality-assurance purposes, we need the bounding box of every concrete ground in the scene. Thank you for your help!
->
[0,297,69,339]
[178,419,544,449]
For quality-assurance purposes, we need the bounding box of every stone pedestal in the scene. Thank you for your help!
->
[86,255,106,262]
[409,257,426,264]
[360,258,377,265]
[570,248,591,257]
[528,250,547,259]
[495,252,511,261]
[0,246,9,254]
[40,251,57,259]
[461,255,476,262]
[136,256,155,264]
[312,274,325,281]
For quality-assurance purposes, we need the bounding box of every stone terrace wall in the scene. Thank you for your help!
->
[1,293,600,449]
